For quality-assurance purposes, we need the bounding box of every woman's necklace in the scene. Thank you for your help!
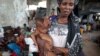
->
[58,17,68,24]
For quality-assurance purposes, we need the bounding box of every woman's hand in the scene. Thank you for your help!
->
[53,47,68,56]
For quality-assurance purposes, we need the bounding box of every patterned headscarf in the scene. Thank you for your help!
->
[57,0,79,5]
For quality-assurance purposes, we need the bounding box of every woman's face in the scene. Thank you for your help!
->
[59,0,74,17]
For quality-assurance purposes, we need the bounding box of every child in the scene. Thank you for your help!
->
[31,16,68,56]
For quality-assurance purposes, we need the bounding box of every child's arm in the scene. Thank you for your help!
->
[31,32,38,48]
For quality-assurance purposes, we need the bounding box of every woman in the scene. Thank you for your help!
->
[49,0,84,56]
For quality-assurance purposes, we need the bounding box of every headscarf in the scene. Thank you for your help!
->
[57,0,79,5]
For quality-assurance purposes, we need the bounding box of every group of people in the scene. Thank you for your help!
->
[31,0,84,56]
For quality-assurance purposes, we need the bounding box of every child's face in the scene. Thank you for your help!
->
[37,17,51,34]
[43,17,51,29]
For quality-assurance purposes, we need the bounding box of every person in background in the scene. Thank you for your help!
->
[23,24,28,31]
[16,33,25,50]
[23,24,30,35]
[49,0,84,56]
[50,8,58,23]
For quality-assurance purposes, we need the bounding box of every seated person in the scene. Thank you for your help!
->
[31,16,68,56]
[16,33,25,50]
